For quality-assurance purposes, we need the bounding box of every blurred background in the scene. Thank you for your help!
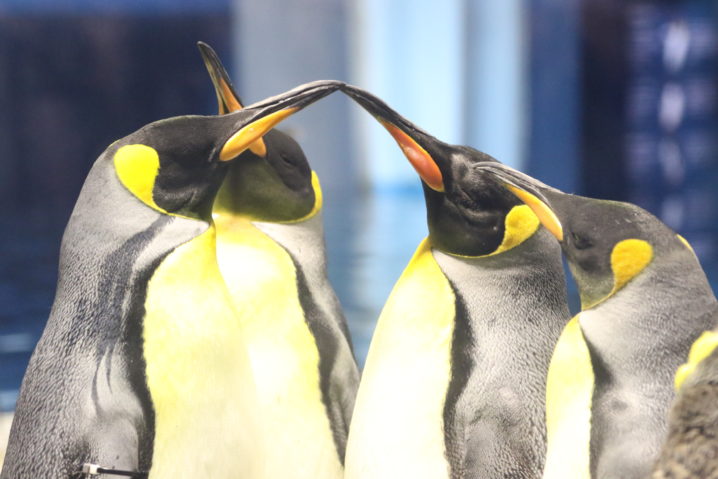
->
[0,0,717,449]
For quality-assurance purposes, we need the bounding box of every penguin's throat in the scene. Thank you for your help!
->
[575,239,654,310]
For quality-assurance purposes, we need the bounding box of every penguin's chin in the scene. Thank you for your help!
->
[572,272,614,310]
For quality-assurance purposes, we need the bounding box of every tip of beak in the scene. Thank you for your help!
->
[242,80,343,113]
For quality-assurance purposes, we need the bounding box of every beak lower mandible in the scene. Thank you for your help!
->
[342,83,445,192]
[476,162,564,241]
[198,41,267,157]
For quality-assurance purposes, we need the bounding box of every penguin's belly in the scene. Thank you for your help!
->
[143,227,261,479]
[543,313,594,479]
[215,217,342,479]
[345,239,455,479]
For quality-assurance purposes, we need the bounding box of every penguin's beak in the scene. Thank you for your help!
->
[342,84,445,192]
[198,41,244,114]
[219,79,342,162]
[475,162,565,241]
[198,41,268,157]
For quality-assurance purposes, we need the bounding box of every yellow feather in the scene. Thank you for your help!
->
[113,145,167,214]
[214,214,342,479]
[610,239,653,294]
[674,330,718,390]
[345,238,454,479]
[143,226,262,478]
[543,314,593,479]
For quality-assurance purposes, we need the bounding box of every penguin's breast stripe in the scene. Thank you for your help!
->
[543,314,593,479]
[344,238,455,479]
[142,226,261,477]
[212,216,344,478]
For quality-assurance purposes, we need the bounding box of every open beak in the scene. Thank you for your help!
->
[475,162,565,241]
[219,79,342,162]
[198,41,268,157]
[342,84,445,192]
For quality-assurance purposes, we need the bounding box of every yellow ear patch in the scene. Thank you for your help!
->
[674,330,718,390]
[506,185,563,241]
[114,144,167,213]
[491,205,540,255]
[609,239,653,293]
[220,107,298,162]
[449,204,540,259]
[216,80,268,158]
[281,171,323,224]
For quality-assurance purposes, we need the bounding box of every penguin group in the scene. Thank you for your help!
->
[1,42,716,479]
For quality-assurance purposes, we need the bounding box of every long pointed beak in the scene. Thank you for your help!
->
[197,41,267,156]
[341,83,445,192]
[197,41,244,114]
[219,80,342,162]
[475,162,565,241]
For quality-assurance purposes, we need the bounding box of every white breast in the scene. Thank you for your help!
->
[345,239,454,479]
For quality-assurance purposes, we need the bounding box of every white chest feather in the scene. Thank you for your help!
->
[215,216,342,479]
[543,312,594,479]
[143,226,263,479]
[345,239,454,479]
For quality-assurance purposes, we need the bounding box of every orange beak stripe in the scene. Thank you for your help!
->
[220,107,297,162]
[218,79,267,157]
[506,184,563,241]
[220,80,243,113]
[380,120,444,192]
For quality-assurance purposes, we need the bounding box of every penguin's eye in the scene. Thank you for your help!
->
[280,153,295,167]
[570,231,593,250]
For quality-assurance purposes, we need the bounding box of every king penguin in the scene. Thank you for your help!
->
[0,78,341,479]
[651,311,718,479]
[340,85,571,479]
[476,161,718,479]
[196,43,359,478]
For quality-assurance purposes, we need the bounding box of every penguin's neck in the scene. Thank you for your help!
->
[142,223,262,478]
[579,254,718,378]
[574,251,717,479]
[250,211,329,283]
[212,210,346,478]
[431,228,569,476]
[432,228,568,359]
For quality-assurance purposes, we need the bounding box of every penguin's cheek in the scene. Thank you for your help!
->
[574,253,601,275]
[609,239,653,292]
[113,144,167,213]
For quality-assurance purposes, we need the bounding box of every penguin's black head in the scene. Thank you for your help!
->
[476,162,695,309]
[110,78,340,222]
[198,42,318,223]
[342,84,535,257]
